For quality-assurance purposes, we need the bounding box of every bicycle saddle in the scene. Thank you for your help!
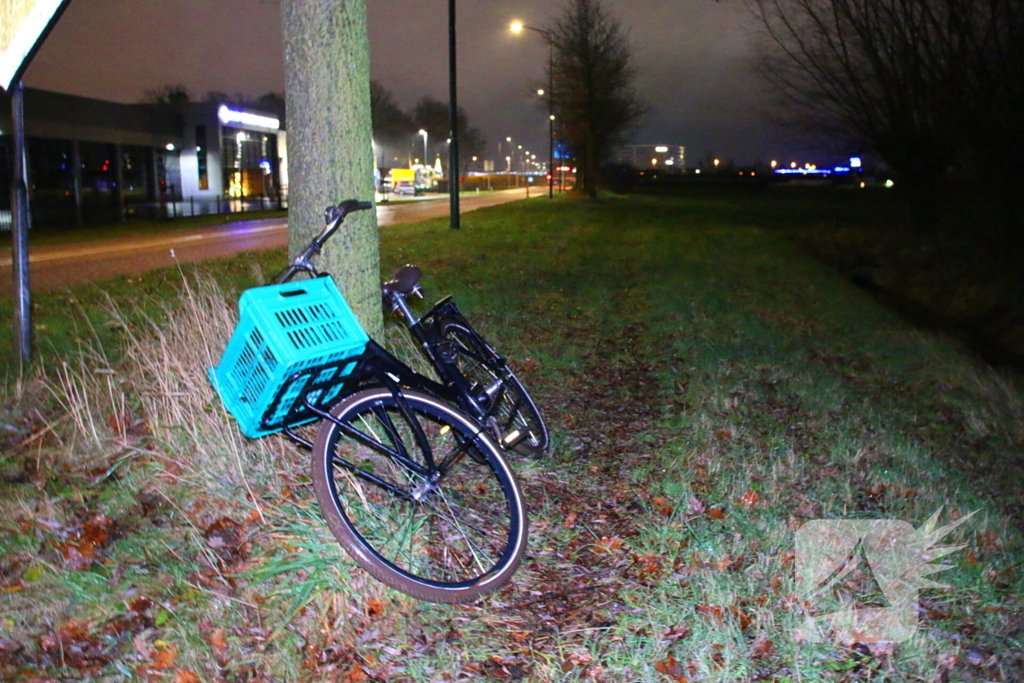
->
[381,264,422,295]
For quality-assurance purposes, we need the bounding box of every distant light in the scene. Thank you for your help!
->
[885,179,895,188]
[790,162,797,168]
[773,168,832,175]
[713,159,720,167]
[665,159,674,166]
[770,160,778,168]
[651,158,658,165]
[165,143,175,151]
[860,181,866,188]
[218,105,279,130]
[537,88,545,96]
[510,20,524,33]
[695,169,701,174]
[833,166,851,173]
[506,136,512,142]
[850,156,862,168]
[549,114,555,120]
[655,146,669,153]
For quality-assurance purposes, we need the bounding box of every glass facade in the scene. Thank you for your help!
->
[1,91,287,228]
[196,125,209,190]
[222,127,278,198]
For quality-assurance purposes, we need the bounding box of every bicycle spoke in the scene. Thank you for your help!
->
[315,390,522,592]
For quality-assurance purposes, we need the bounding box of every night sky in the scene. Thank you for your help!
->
[23,0,819,166]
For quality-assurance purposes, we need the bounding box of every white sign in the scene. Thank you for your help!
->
[218,105,280,130]
[1,0,72,91]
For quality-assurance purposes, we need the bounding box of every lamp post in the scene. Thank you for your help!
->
[419,129,428,167]
[447,0,460,229]
[511,20,555,199]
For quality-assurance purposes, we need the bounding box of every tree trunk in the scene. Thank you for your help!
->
[281,0,382,338]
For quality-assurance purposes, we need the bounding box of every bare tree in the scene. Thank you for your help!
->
[141,84,191,105]
[412,97,487,174]
[751,0,1024,230]
[545,0,644,198]
[281,0,381,336]
[370,81,415,143]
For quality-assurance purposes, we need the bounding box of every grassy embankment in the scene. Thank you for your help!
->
[0,190,1021,681]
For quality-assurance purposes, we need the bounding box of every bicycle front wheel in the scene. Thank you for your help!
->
[442,322,549,456]
[311,387,527,603]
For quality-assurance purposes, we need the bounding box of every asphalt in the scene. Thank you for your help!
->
[1,188,534,293]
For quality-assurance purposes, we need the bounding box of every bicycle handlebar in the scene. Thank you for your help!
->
[317,199,374,249]
[275,199,374,283]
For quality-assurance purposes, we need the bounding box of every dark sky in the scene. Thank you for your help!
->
[23,0,823,166]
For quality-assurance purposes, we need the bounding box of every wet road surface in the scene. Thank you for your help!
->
[1,188,533,293]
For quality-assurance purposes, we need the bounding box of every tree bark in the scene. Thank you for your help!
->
[281,0,382,338]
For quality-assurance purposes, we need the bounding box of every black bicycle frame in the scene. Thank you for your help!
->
[404,296,508,426]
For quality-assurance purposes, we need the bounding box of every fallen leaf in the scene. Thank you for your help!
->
[593,536,623,554]
[738,490,760,507]
[343,662,368,682]
[750,634,774,659]
[662,625,691,643]
[652,497,674,516]
[696,604,725,622]
[654,654,688,682]
[172,669,201,683]
[152,643,178,670]
[366,598,387,617]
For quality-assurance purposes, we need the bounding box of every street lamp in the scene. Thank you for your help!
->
[419,129,428,166]
[511,19,555,199]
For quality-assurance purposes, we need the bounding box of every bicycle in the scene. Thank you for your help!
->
[379,265,549,457]
[209,200,537,603]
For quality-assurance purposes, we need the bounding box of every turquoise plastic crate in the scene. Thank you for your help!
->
[208,276,369,438]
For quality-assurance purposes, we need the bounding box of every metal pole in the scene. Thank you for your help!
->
[548,43,554,199]
[71,140,83,225]
[447,0,460,229]
[10,81,32,364]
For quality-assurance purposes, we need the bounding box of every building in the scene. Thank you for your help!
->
[615,144,685,172]
[0,87,287,227]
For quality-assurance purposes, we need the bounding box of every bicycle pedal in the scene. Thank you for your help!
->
[500,429,525,449]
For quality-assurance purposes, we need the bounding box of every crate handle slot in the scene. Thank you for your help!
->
[280,288,308,298]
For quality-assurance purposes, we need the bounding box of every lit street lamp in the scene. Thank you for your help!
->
[419,129,428,166]
[511,19,555,199]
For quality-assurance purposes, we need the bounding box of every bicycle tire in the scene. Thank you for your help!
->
[441,322,549,456]
[311,387,527,603]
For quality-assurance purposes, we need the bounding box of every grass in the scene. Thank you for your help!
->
[1,189,1022,681]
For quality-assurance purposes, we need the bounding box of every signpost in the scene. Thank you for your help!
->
[2,0,73,363]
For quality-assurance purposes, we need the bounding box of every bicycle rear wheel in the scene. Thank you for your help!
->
[311,387,527,603]
[442,322,549,456]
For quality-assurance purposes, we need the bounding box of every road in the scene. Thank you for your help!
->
[1,188,533,293]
